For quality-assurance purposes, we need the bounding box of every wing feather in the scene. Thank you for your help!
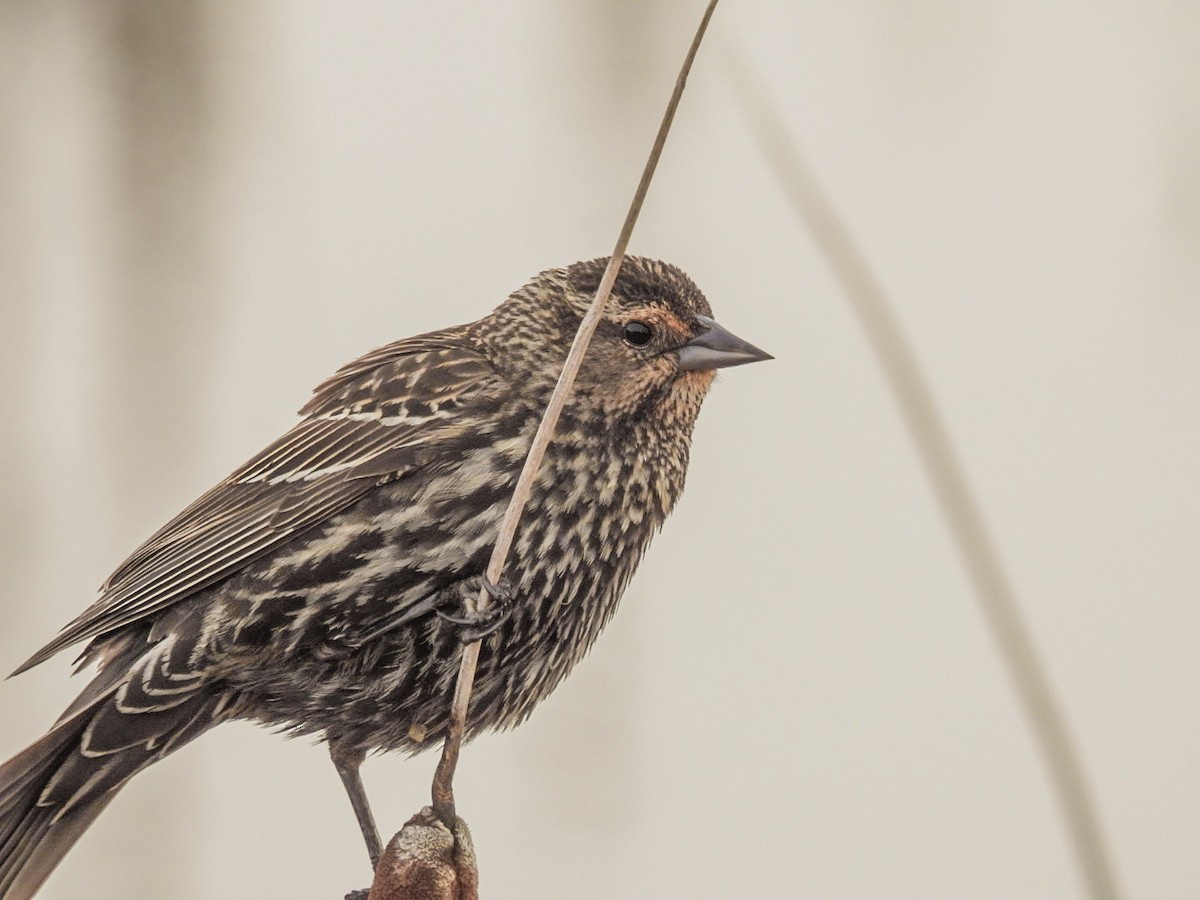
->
[14,331,506,675]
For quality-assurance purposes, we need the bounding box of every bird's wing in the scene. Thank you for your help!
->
[15,331,510,675]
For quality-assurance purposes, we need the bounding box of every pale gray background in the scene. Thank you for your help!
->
[1,2,1197,898]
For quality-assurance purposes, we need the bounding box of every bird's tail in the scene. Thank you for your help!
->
[1,622,230,899]
[0,704,121,899]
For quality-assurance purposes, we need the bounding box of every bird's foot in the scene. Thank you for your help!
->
[436,575,514,642]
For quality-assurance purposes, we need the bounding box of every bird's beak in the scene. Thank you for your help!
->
[676,315,773,371]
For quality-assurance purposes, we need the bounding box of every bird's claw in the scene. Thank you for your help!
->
[479,573,513,604]
[437,575,514,642]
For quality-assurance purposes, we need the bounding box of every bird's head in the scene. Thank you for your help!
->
[482,256,771,429]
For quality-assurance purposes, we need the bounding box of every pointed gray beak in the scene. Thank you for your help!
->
[676,315,773,371]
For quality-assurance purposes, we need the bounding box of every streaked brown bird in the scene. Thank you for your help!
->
[0,256,770,898]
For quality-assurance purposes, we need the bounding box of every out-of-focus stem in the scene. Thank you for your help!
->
[724,49,1121,900]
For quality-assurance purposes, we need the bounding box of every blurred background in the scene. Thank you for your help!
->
[1,1,1197,897]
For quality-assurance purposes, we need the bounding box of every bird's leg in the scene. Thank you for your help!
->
[328,739,383,869]
[435,574,514,642]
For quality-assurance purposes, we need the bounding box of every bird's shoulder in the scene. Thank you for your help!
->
[299,327,502,419]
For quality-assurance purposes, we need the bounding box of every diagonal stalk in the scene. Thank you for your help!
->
[723,51,1121,900]
[430,0,722,827]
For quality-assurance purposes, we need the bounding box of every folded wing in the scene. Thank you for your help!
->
[15,331,507,674]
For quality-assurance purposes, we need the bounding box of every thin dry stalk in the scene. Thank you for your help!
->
[724,51,1122,900]
[429,0,721,826]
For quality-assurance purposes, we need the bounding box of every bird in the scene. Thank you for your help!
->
[0,255,771,898]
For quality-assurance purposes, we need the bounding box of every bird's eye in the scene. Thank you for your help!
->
[623,321,654,347]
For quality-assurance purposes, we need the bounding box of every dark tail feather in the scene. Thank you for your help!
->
[0,708,118,900]
[1,613,229,898]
